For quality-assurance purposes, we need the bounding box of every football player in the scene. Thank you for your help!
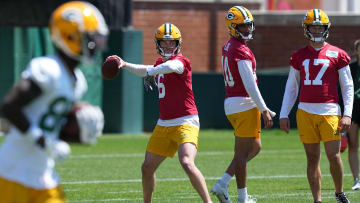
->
[106,23,212,203]
[279,9,353,203]
[346,39,360,191]
[211,6,275,203]
[0,1,107,202]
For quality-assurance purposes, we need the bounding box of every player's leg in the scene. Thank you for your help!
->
[319,114,350,202]
[178,142,212,203]
[323,140,344,193]
[348,122,360,190]
[212,108,260,203]
[234,137,260,203]
[224,138,261,177]
[141,152,166,203]
[303,143,322,202]
[143,125,173,203]
[297,109,323,202]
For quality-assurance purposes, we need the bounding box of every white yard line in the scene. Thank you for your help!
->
[66,191,357,202]
[62,173,353,185]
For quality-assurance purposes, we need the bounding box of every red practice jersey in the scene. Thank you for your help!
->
[154,53,198,120]
[222,37,257,98]
[290,43,350,103]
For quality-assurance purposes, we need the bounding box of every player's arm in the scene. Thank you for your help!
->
[123,59,184,77]
[279,66,300,133]
[237,60,275,128]
[1,78,42,133]
[107,55,184,77]
[338,65,354,132]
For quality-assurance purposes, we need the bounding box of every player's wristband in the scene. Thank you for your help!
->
[26,126,43,141]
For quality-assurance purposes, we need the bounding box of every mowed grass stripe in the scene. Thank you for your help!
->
[68,149,303,159]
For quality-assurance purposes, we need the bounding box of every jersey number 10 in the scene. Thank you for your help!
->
[222,56,234,87]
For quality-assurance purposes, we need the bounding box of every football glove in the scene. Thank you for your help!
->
[144,75,157,91]
[36,136,71,162]
[76,104,104,144]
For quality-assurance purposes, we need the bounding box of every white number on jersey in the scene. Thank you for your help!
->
[222,56,234,87]
[157,74,165,98]
[40,97,73,132]
[302,59,330,85]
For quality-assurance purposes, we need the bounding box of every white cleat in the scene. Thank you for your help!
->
[211,180,232,203]
[238,195,257,203]
[352,179,360,191]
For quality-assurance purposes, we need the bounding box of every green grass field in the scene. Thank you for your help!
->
[2,129,359,202]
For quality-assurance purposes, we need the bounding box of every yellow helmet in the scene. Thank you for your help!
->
[50,1,109,62]
[154,23,182,58]
[303,9,331,42]
[225,6,255,40]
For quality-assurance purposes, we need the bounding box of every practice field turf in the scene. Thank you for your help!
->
[1,129,360,202]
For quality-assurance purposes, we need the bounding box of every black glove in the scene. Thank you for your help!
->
[143,75,157,91]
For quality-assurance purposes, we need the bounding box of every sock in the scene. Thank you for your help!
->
[238,187,247,200]
[219,173,232,185]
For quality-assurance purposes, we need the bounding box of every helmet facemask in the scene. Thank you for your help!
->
[154,23,182,59]
[303,24,330,43]
[234,21,255,40]
[79,32,108,65]
[155,39,181,59]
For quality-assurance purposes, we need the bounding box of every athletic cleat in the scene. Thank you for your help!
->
[211,180,232,203]
[335,192,350,203]
[352,179,360,190]
[238,195,257,203]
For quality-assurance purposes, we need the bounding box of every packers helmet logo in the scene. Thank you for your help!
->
[227,12,235,20]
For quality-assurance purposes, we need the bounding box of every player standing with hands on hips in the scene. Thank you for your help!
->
[211,6,275,203]
[106,23,212,203]
[279,9,353,203]
[0,1,107,202]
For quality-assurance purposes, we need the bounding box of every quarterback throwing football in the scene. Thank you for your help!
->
[108,23,212,203]
[279,9,353,203]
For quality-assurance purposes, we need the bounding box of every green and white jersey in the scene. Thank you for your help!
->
[0,55,87,189]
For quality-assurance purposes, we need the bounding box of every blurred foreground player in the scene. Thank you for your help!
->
[0,1,108,202]
[106,23,212,203]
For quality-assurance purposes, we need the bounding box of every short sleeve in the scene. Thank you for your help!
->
[22,57,58,92]
[289,51,300,70]
[233,46,252,62]
[337,51,351,70]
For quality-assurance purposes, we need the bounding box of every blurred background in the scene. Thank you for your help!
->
[0,0,359,134]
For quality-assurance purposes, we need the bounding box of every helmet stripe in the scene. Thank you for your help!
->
[313,9,320,22]
[165,23,170,35]
[234,6,249,21]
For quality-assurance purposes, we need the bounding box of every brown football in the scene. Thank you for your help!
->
[59,103,89,143]
[101,56,121,80]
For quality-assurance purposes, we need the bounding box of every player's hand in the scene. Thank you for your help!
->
[36,136,71,162]
[144,75,157,91]
[106,55,126,69]
[262,110,273,129]
[279,118,290,134]
[338,116,351,133]
[76,105,104,144]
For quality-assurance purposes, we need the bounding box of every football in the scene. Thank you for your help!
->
[59,102,88,143]
[101,56,121,80]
